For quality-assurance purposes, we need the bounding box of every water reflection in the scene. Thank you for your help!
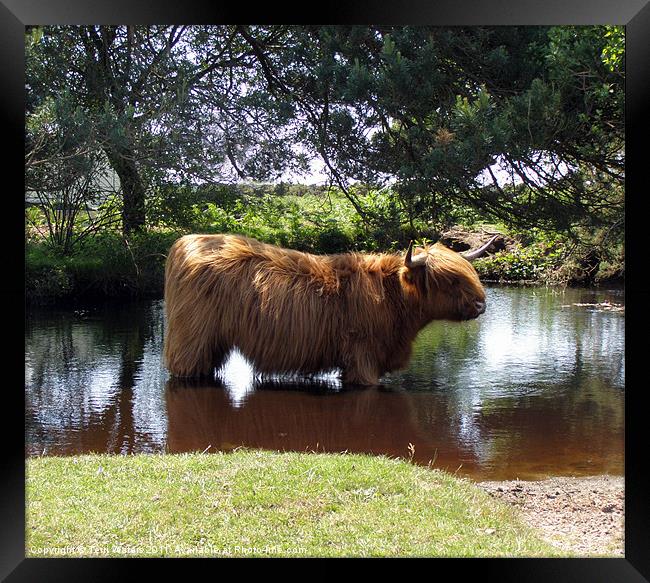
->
[25,300,168,455]
[25,286,624,480]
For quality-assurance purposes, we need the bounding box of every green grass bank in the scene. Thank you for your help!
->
[27,450,562,558]
[24,226,623,304]
[25,185,623,303]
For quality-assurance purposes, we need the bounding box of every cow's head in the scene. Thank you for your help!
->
[401,236,497,322]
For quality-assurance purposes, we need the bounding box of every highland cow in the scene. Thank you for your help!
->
[163,233,496,385]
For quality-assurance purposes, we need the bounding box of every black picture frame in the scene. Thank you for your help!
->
[5,0,649,580]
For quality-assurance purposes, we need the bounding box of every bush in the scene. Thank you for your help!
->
[26,183,624,302]
[473,230,564,282]
[25,245,73,301]
[26,230,182,302]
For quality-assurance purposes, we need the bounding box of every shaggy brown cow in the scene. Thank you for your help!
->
[163,233,496,385]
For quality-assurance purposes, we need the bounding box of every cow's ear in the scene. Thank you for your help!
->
[402,262,431,296]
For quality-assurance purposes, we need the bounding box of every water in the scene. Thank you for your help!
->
[25,285,624,481]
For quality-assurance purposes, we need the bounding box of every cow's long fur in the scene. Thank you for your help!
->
[163,233,486,385]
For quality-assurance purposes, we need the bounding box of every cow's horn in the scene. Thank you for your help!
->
[405,240,428,268]
[461,235,499,262]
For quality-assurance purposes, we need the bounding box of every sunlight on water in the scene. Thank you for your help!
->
[218,348,256,407]
[218,348,343,407]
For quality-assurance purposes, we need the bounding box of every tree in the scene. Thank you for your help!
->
[27,25,624,245]
[25,83,122,253]
[26,25,304,234]
[236,26,623,238]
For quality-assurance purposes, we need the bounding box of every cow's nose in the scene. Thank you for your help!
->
[474,300,486,315]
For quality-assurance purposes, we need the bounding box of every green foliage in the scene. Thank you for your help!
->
[26,87,123,252]
[601,26,624,72]
[27,176,625,302]
[26,231,180,301]
[475,245,556,282]
[26,25,623,257]
[25,245,73,300]
[470,223,623,285]
[547,224,624,286]
[147,183,394,253]
[473,229,565,282]
[305,26,624,236]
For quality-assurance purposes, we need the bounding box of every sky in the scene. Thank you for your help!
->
[280,152,567,189]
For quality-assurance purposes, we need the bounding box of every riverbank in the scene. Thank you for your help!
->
[476,475,624,556]
[25,227,623,304]
[27,450,562,558]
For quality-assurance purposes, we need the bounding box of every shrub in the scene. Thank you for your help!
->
[473,231,564,282]
[25,245,73,301]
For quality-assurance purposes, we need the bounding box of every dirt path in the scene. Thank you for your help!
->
[475,475,624,557]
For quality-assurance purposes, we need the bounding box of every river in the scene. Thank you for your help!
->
[25,285,624,481]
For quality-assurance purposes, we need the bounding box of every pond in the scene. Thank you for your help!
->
[25,285,624,481]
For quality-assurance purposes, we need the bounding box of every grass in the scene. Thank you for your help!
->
[25,230,179,301]
[26,450,562,558]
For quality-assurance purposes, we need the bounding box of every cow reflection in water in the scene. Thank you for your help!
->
[164,375,474,473]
